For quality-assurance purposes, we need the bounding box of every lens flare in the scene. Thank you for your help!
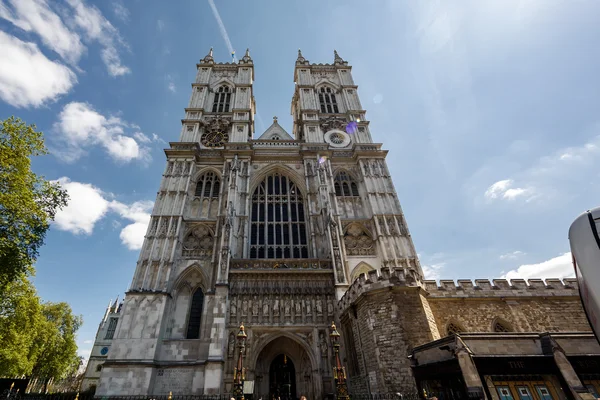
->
[318,156,327,164]
[345,121,358,134]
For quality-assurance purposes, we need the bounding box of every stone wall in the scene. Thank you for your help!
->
[337,268,592,395]
[423,278,592,335]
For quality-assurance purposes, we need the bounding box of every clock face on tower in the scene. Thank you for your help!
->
[201,131,229,148]
[100,347,109,355]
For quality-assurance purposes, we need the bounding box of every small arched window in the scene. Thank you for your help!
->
[271,135,280,140]
[447,322,463,336]
[493,318,513,333]
[195,172,220,198]
[334,171,359,197]
[212,86,232,113]
[186,288,204,339]
[96,364,103,372]
[319,87,339,113]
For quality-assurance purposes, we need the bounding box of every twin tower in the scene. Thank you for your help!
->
[94,49,422,399]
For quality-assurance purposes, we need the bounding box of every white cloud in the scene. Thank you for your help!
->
[422,262,445,280]
[0,31,77,108]
[109,200,153,250]
[502,252,574,280]
[53,177,153,250]
[0,0,85,64]
[157,19,164,32]
[166,74,176,93]
[112,0,129,22]
[484,179,535,201]
[499,250,526,260]
[53,102,151,163]
[0,0,129,77]
[83,339,93,344]
[53,177,110,235]
[65,0,130,76]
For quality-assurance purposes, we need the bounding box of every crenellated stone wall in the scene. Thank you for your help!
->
[337,268,592,395]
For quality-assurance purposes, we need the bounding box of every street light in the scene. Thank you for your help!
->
[329,321,349,400]
[233,322,248,400]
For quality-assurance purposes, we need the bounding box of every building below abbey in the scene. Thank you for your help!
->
[81,49,600,400]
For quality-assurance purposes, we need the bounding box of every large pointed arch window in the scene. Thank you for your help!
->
[212,85,232,113]
[194,172,220,198]
[334,171,359,197]
[319,87,339,113]
[250,173,308,259]
[186,288,204,339]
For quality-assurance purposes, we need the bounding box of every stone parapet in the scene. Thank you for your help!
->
[337,267,420,313]
[423,278,579,298]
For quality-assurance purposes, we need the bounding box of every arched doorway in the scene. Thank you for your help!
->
[269,354,296,400]
[252,335,318,400]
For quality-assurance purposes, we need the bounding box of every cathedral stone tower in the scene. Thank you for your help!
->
[96,49,422,399]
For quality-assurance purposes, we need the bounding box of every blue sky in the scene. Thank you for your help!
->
[1,0,600,359]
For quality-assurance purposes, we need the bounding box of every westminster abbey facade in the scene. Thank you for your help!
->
[87,50,600,400]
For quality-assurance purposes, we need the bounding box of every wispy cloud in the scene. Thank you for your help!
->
[484,179,535,201]
[157,19,165,32]
[422,262,445,280]
[502,252,574,280]
[112,0,129,22]
[207,0,235,59]
[166,74,176,93]
[499,250,526,260]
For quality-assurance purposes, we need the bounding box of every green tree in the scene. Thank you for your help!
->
[0,275,43,376]
[30,302,83,391]
[0,116,68,289]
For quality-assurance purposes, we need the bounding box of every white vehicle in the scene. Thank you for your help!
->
[569,207,600,342]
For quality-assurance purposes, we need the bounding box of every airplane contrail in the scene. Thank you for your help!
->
[207,0,235,61]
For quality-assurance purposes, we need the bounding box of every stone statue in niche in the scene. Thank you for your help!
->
[316,299,323,315]
[295,299,302,315]
[319,332,328,357]
[327,300,334,316]
[262,300,269,316]
[252,298,258,316]
[227,332,235,358]
[363,162,370,176]
[285,298,291,316]
[372,161,380,176]
[242,299,248,316]
[273,299,280,316]
[307,162,314,176]
[305,299,312,315]
[231,300,237,316]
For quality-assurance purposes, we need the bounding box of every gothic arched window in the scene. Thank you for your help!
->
[195,172,220,198]
[334,171,359,197]
[319,87,339,113]
[250,173,308,259]
[186,288,204,339]
[447,322,463,336]
[493,318,513,333]
[212,85,232,113]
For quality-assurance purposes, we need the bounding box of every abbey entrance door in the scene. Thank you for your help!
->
[269,354,296,400]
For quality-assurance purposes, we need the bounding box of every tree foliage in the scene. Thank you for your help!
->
[0,275,82,380]
[0,116,68,288]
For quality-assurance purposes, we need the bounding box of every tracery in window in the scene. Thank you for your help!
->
[191,172,220,219]
[319,87,339,113]
[250,173,308,259]
[493,318,513,333]
[343,223,375,256]
[182,225,214,258]
[334,171,359,197]
[194,172,220,198]
[186,288,204,339]
[212,85,232,113]
[447,322,463,336]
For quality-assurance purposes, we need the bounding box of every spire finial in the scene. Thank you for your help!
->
[245,48,250,57]
[201,47,214,63]
[241,48,252,63]
[273,116,278,123]
[334,49,344,64]
[296,48,308,64]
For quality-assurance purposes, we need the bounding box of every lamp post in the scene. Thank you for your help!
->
[233,322,247,400]
[330,321,349,400]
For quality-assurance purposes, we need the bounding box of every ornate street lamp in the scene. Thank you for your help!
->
[330,321,349,400]
[233,322,248,400]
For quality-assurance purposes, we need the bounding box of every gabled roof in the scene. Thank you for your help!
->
[256,117,294,140]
